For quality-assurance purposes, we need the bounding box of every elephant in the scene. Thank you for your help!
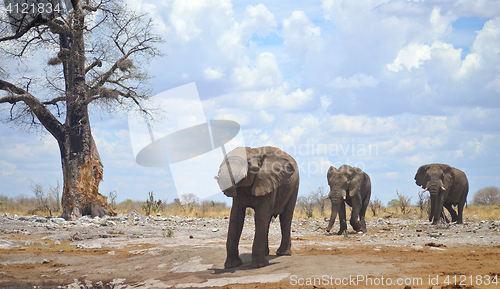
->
[414,163,469,225]
[325,165,371,235]
[215,146,299,268]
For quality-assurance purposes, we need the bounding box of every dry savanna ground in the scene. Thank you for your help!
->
[0,204,499,289]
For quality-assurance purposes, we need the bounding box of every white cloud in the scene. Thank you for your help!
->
[328,73,378,88]
[325,115,397,135]
[387,42,432,72]
[403,153,436,166]
[384,172,401,180]
[282,10,322,58]
[204,66,225,80]
[239,4,277,39]
[232,52,282,89]
[214,83,316,112]
[0,160,16,177]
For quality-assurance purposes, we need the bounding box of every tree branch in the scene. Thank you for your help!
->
[0,14,49,42]
[85,59,103,74]
[0,80,65,141]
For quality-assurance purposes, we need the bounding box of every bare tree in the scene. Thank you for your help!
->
[311,186,327,217]
[0,0,162,219]
[31,181,61,216]
[473,186,500,206]
[369,197,382,217]
[297,191,315,218]
[180,193,199,212]
[396,191,412,215]
[417,190,430,219]
[108,190,117,211]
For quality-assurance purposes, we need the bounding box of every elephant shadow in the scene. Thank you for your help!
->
[211,254,281,274]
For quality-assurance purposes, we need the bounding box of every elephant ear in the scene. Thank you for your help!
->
[415,164,430,188]
[251,154,294,197]
[442,165,454,189]
[327,166,335,182]
[348,168,365,195]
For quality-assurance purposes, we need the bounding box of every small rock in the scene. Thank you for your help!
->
[51,218,67,225]
[55,240,61,245]
[42,259,50,264]
[212,228,219,232]
[72,232,83,241]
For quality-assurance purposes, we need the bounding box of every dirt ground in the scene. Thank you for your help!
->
[1,215,499,289]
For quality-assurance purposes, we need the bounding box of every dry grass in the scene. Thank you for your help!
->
[1,194,499,221]
[293,204,500,221]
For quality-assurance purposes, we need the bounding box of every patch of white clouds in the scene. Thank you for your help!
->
[329,74,379,88]
[2,0,500,204]
[282,10,322,64]
[204,66,225,81]
[232,52,282,89]
[387,42,433,72]
[213,83,316,113]
[325,115,398,135]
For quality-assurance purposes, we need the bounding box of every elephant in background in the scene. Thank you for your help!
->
[326,165,371,235]
[415,163,468,225]
[215,146,299,268]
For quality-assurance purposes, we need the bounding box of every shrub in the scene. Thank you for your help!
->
[473,186,500,206]
[396,191,412,215]
[297,191,316,218]
[30,181,61,216]
[369,197,382,216]
[142,191,162,216]
[417,190,430,219]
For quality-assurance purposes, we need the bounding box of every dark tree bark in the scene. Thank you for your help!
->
[0,0,162,220]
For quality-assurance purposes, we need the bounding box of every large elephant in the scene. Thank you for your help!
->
[414,163,469,225]
[325,165,371,235]
[215,146,299,268]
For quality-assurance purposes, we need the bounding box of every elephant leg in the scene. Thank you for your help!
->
[441,210,450,223]
[457,193,466,224]
[444,203,458,222]
[358,198,369,233]
[251,204,272,268]
[350,197,362,232]
[224,200,245,269]
[277,189,297,256]
[265,220,270,256]
[337,201,348,235]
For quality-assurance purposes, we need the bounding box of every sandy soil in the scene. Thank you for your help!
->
[1,213,499,289]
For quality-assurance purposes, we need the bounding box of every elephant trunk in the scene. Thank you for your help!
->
[429,191,436,222]
[426,178,446,225]
[326,196,342,232]
[432,191,446,225]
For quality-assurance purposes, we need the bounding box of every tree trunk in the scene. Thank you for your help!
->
[60,110,115,220]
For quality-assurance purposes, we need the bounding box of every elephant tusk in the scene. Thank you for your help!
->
[343,196,346,200]
[423,188,428,192]
[214,175,219,180]
[324,196,329,200]
[441,186,446,191]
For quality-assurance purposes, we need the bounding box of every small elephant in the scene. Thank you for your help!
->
[415,163,468,225]
[325,165,371,235]
[215,146,299,268]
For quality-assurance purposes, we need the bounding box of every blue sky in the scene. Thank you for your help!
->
[1,0,500,206]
